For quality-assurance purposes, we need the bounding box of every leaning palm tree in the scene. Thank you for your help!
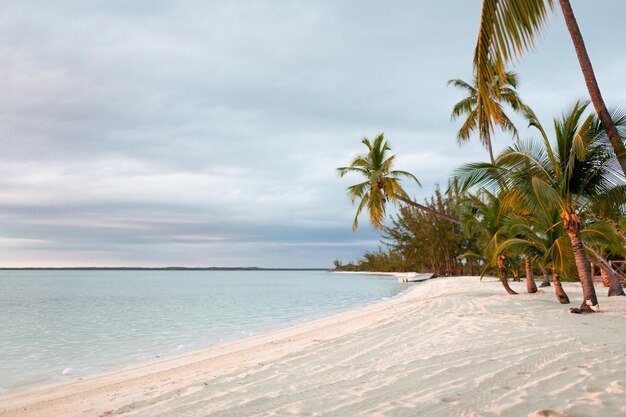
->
[462,190,518,295]
[579,220,626,297]
[585,186,626,295]
[337,133,461,232]
[473,0,626,175]
[457,101,626,312]
[448,70,526,163]
[496,214,540,294]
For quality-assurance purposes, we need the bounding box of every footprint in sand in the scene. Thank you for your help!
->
[441,397,460,405]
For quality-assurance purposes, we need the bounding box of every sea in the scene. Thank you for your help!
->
[0,269,409,394]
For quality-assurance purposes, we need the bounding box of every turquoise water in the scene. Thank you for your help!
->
[0,270,408,394]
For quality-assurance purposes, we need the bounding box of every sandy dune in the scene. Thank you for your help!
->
[2,276,626,417]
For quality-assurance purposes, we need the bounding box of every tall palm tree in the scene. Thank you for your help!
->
[473,0,626,175]
[337,133,461,232]
[457,101,626,312]
[448,70,526,163]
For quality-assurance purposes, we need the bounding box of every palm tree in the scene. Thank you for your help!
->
[473,0,626,175]
[525,102,626,311]
[579,221,626,297]
[496,214,540,294]
[457,101,626,312]
[585,186,626,295]
[462,190,518,295]
[496,208,578,303]
[448,70,526,163]
[337,133,461,232]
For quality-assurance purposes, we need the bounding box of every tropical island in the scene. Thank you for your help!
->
[335,4,626,314]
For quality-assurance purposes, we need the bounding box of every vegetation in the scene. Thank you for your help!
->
[473,0,626,175]
[338,102,625,314]
[336,1,626,314]
[337,133,461,227]
[336,134,421,231]
[333,184,479,276]
[448,70,526,163]
[456,101,626,311]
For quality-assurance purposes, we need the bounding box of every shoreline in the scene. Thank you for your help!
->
[330,270,417,276]
[0,269,404,395]
[331,270,434,283]
[0,279,425,416]
[2,276,626,416]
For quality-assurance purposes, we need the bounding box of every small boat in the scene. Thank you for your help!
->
[396,273,434,283]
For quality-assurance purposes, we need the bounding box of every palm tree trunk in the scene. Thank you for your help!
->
[563,219,599,312]
[430,255,436,276]
[525,257,538,293]
[584,247,626,297]
[539,265,551,287]
[599,268,611,288]
[497,255,517,295]
[600,267,625,297]
[552,268,570,304]
[558,0,626,176]
[395,195,462,224]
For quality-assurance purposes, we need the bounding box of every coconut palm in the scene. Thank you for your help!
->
[522,102,626,311]
[448,70,526,163]
[473,0,626,175]
[496,214,540,294]
[338,133,461,232]
[496,208,579,303]
[462,190,518,295]
[579,221,626,297]
[457,101,626,312]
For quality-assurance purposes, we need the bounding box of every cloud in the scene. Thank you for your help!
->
[0,1,624,267]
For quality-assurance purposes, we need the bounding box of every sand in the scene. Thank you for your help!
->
[330,271,423,278]
[2,276,626,417]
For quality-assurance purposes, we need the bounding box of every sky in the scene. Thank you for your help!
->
[1,1,625,268]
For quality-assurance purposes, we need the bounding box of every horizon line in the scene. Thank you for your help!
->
[0,266,331,271]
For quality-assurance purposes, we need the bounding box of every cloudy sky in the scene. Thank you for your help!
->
[1,1,625,268]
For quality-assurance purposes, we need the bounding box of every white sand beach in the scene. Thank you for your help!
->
[330,271,421,278]
[2,276,626,417]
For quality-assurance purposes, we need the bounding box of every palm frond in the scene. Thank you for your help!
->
[447,78,476,92]
[390,170,421,186]
[474,0,555,120]
[454,162,506,192]
[531,176,562,214]
[580,220,625,254]
[352,191,369,232]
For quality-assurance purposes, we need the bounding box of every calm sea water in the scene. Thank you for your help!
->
[0,270,408,394]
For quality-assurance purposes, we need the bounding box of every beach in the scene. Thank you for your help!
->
[2,276,626,417]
